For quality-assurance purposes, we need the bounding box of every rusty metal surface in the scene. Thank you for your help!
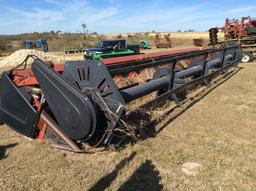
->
[154,33,172,48]
[41,111,81,152]
[209,28,219,46]
[193,39,204,47]
[102,48,200,65]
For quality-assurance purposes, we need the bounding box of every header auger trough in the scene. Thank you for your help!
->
[0,43,243,152]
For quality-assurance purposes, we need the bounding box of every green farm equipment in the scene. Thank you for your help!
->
[84,39,140,60]
[139,40,150,49]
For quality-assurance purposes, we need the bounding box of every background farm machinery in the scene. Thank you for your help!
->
[23,39,49,52]
[83,39,140,60]
[65,39,141,60]
[209,16,256,62]
[154,33,172,48]
[224,17,256,40]
[128,35,151,49]
[0,43,243,152]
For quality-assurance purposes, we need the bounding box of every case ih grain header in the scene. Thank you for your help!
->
[0,43,242,152]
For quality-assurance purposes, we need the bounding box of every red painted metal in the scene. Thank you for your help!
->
[224,16,256,40]
[12,64,64,76]
[37,120,47,141]
[102,48,200,65]
[12,64,64,87]
[13,76,38,87]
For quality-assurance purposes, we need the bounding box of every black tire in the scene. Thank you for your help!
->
[128,45,140,54]
[242,52,253,63]
[0,90,4,125]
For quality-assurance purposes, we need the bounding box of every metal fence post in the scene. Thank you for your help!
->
[202,52,209,76]
[169,58,177,90]
[221,48,227,68]
[202,52,210,85]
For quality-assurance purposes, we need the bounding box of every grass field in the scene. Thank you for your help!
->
[0,59,256,191]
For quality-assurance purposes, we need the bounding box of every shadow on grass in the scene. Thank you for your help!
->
[0,143,18,160]
[89,152,163,191]
[89,151,136,191]
[117,160,163,191]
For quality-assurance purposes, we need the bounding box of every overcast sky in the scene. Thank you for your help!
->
[0,0,255,34]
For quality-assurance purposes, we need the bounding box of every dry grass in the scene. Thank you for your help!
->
[1,32,221,52]
[0,31,254,190]
[103,32,224,40]
[0,62,256,190]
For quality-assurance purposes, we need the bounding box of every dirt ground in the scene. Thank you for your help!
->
[0,51,256,191]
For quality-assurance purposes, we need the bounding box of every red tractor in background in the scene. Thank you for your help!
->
[224,17,256,40]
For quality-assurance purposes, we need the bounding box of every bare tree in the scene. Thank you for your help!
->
[82,24,87,34]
